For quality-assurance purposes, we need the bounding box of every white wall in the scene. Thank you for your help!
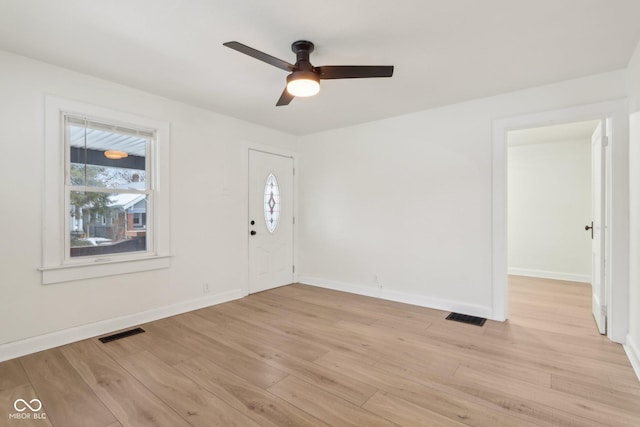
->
[0,45,636,366]
[626,40,640,378]
[297,70,626,318]
[507,139,592,282]
[0,51,296,355]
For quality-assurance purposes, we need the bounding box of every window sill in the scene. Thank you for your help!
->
[40,255,171,285]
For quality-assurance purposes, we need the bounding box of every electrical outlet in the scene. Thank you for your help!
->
[203,283,210,294]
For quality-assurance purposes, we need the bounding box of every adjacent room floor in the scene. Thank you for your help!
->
[1,276,639,426]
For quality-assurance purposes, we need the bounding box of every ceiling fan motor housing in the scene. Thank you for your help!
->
[292,40,315,71]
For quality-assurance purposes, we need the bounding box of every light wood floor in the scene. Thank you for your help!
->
[2,276,640,426]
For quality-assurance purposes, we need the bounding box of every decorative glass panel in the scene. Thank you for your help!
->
[264,173,280,233]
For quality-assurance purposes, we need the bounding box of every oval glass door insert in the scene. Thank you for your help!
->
[264,173,280,233]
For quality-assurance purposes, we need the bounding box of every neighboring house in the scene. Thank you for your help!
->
[70,176,147,243]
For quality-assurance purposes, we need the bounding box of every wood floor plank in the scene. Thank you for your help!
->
[273,283,445,321]
[175,356,328,427]
[604,369,640,390]
[314,350,541,427]
[348,349,602,426]
[213,298,385,365]
[485,320,628,359]
[20,349,116,427]
[60,339,190,427]
[362,390,467,427]
[137,323,201,366]
[609,370,640,394]
[419,320,631,384]
[187,311,330,362]
[551,373,640,413]
[142,318,288,389]
[251,290,379,326]
[454,358,552,388]
[333,319,461,374]
[0,358,30,390]
[170,312,378,407]
[268,375,397,427]
[237,341,378,406]
[343,318,552,388]
[118,351,261,427]
[370,315,433,335]
[455,365,640,426]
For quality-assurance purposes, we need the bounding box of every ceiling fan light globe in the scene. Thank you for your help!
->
[286,72,320,97]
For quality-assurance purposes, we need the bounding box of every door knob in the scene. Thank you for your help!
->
[585,222,593,239]
[250,230,257,235]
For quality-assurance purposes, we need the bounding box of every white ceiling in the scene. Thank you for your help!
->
[1,0,639,135]
[508,120,600,147]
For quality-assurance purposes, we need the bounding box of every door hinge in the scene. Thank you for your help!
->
[293,167,296,176]
[293,265,295,273]
[293,216,295,224]
[602,136,609,147]
[601,305,607,316]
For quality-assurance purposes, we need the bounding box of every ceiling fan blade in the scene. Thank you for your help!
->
[276,87,294,106]
[317,65,394,79]
[223,41,295,72]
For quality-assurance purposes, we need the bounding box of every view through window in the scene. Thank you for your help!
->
[66,115,153,258]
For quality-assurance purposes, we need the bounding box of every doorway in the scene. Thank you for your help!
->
[506,119,606,334]
[248,149,294,294]
[491,100,629,343]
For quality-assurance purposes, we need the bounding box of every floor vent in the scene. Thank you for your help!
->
[99,327,145,343]
[446,312,486,327]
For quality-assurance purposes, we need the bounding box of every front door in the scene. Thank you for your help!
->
[590,119,607,334]
[248,149,294,294]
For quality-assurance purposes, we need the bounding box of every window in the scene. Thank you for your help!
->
[264,173,280,233]
[66,115,151,258]
[132,212,146,229]
[42,97,171,284]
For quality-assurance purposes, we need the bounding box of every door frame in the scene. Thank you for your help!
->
[492,99,629,343]
[241,142,298,297]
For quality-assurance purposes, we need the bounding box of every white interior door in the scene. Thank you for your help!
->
[248,149,294,294]
[590,119,607,334]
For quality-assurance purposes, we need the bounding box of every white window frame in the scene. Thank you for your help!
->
[41,96,171,284]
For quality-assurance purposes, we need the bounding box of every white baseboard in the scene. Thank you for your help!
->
[624,334,640,382]
[0,288,243,363]
[298,276,492,320]
[508,268,590,283]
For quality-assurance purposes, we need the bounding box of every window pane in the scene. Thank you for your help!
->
[264,173,280,233]
[67,117,147,189]
[70,163,146,188]
[70,191,148,257]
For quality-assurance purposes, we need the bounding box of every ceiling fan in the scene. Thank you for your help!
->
[223,40,394,106]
